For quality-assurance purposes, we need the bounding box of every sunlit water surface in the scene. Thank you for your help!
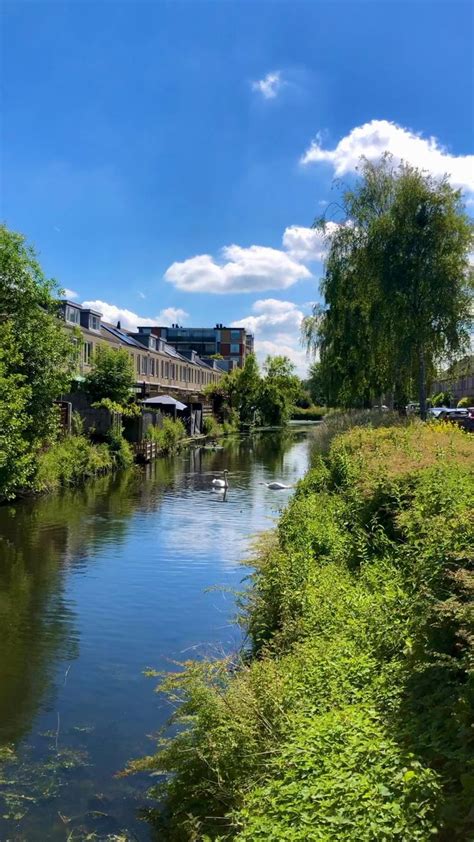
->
[0,429,312,840]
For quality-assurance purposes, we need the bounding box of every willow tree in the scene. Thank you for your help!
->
[303,156,473,416]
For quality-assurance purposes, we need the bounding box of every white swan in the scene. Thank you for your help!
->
[212,470,229,488]
[260,480,293,490]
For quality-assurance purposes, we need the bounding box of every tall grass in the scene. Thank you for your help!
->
[124,422,474,841]
[147,417,187,453]
[34,435,113,493]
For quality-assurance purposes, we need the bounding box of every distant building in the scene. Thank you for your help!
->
[140,323,254,369]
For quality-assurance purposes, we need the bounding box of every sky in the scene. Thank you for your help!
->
[2,0,473,375]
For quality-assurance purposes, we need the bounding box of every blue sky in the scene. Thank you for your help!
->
[2,0,473,373]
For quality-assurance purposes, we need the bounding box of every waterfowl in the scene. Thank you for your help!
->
[260,480,293,490]
[212,470,229,488]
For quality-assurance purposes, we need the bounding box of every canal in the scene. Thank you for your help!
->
[0,428,312,841]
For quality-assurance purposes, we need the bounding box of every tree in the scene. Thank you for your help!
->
[0,323,35,499]
[306,361,326,406]
[84,344,136,405]
[257,356,300,426]
[0,225,78,441]
[302,156,473,417]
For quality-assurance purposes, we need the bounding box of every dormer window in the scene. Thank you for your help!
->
[65,305,80,325]
[90,314,100,331]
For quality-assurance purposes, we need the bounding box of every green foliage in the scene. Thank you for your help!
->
[0,323,35,499]
[147,417,187,453]
[457,396,474,407]
[127,423,474,840]
[305,361,327,406]
[92,396,141,417]
[206,354,302,429]
[302,156,473,415]
[84,343,136,405]
[203,416,223,437]
[431,391,452,407]
[34,436,113,493]
[106,427,134,469]
[0,224,78,499]
[290,406,327,420]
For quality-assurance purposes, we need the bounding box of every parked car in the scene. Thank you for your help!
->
[428,406,449,418]
[437,408,469,421]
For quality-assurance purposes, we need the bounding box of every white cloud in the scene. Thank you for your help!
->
[231,299,308,376]
[158,307,189,325]
[138,291,146,299]
[301,120,474,193]
[251,71,283,100]
[282,223,341,263]
[63,288,78,299]
[164,244,311,294]
[81,299,188,330]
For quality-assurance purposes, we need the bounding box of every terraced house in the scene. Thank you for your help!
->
[59,300,223,397]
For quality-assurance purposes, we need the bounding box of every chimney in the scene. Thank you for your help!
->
[117,320,121,329]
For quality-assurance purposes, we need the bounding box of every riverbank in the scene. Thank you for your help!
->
[127,421,474,840]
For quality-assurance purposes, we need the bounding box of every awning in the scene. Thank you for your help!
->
[141,395,188,411]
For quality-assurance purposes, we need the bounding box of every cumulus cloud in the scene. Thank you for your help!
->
[283,223,341,263]
[231,298,308,376]
[251,71,283,99]
[81,299,188,331]
[158,307,189,325]
[63,288,78,299]
[164,244,311,294]
[301,120,474,193]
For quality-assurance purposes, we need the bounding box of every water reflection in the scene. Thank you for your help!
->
[0,430,311,840]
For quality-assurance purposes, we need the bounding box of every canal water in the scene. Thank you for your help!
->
[0,428,312,841]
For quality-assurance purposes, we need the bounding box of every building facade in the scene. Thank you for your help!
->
[59,301,223,396]
[147,323,254,368]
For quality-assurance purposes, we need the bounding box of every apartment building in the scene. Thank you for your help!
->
[146,323,254,368]
[59,301,222,396]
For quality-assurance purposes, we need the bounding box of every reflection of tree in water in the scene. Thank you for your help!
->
[0,469,149,745]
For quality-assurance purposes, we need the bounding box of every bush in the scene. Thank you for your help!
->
[431,391,452,407]
[147,417,186,453]
[457,396,474,408]
[107,427,134,469]
[34,435,113,493]
[203,415,223,437]
[290,406,327,420]
[125,423,474,840]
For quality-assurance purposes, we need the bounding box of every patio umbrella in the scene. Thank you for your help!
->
[142,395,188,411]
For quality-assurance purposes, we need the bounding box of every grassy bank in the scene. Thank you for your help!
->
[126,422,474,841]
[290,405,327,421]
[33,430,133,494]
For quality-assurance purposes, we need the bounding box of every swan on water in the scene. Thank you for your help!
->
[212,470,229,488]
[259,480,293,490]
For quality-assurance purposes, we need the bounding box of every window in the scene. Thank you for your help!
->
[136,355,140,373]
[141,356,148,375]
[66,305,80,324]
[231,329,240,339]
[90,315,100,331]
[165,362,169,378]
[230,343,240,354]
[83,341,93,365]
[161,360,164,378]
[150,358,155,376]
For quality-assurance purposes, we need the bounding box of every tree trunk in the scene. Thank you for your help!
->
[418,347,427,420]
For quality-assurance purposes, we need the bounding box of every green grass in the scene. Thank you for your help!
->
[125,422,474,841]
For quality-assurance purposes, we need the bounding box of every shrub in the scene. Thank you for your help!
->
[290,406,327,420]
[457,396,474,408]
[34,435,113,493]
[203,415,223,437]
[126,423,474,840]
[431,391,452,407]
[147,417,186,453]
[107,427,134,469]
